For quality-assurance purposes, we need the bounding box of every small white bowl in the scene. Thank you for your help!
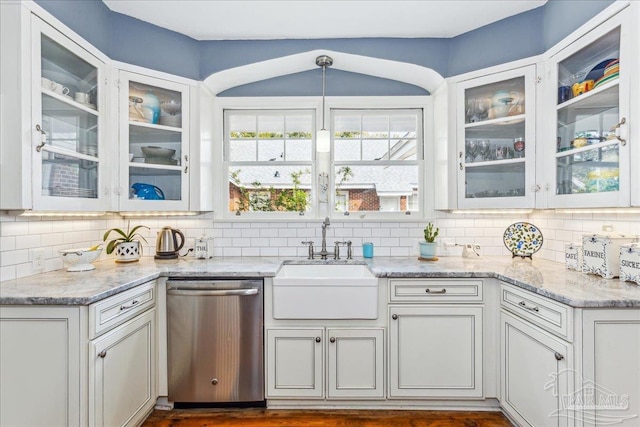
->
[59,247,102,272]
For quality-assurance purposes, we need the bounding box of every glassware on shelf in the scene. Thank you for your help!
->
[477,139,491,161]
[161,99,181,115]
[465,139,478,163]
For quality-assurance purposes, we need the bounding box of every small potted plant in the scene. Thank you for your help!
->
[419,222,439,259]
[103,221,149,263]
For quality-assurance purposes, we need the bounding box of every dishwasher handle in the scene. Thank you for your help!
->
[167,288,259,297]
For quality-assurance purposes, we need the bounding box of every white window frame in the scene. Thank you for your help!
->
[212,96,432,221]
[330,106,425,220]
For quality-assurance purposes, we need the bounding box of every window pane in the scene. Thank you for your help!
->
[257,139,284,161]
[229,165,312,212]
[257,115,284,138]
[335,139,360,161]
[334,165,418,212]
[334,114,361,137]
[390,138,417,161]
[285,115,312,138]
[228,114,256,138]
[390,115,417,138]
[285,139,311,161]
[229,140,256,161]
[362,115,388,137]
[362,139,388,161]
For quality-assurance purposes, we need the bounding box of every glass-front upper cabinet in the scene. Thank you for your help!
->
[31,17,108,211]
[118,71,190,211]
[547,10,631,208]
[456,66,537,209]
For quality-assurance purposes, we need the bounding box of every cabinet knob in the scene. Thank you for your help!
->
[330,337,336,343]
[211,378,218,385]
[392,314,398,320]
[315,337,321,343]
[554,352,564,361]
[98,350,107,358]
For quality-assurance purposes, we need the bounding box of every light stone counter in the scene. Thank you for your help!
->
[1,256,639,308]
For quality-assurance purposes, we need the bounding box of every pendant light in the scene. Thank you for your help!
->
[316,55,333,153]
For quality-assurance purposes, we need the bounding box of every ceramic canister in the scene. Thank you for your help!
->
[564,242,582,271]
[620,243,640,285]
[194,237,214,259]
[582,234,636,279]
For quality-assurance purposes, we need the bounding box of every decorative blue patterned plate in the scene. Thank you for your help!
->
[503,222,543,258]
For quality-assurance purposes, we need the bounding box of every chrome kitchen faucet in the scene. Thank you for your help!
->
[302,217,352,260]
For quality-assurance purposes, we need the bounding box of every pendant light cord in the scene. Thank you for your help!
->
[321,64,326,130]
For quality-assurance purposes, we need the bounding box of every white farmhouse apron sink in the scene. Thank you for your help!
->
[273,264,378,319]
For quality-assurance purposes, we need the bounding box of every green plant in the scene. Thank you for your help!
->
[103,221,149,254]
[423,222,439,243]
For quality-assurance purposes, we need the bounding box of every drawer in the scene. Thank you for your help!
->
[389,279,483,303]
[500,283,573,341]
[89,281,156,338]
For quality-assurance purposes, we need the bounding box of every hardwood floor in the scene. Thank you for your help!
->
[142,408,513,426]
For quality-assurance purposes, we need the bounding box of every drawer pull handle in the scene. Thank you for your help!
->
[425,288,446,294]
[330,337,336,343]
[518,301,539,312]
[315,337,321,343]
[554,352,564,361]
[119,299,139,311]
[98,350,107,358]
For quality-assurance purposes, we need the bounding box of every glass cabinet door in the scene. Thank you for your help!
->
[32,18,108,210]
[119,71,189,211]
[549,12,630,208]
[456,66,536,209]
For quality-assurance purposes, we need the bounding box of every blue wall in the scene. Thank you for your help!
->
[34,0,616,95]
[34,0,112,54]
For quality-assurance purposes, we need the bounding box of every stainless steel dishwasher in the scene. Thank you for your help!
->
[166,278,264,404]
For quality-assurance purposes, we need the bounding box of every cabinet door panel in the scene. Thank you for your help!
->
[389,306,483,398]
[266,328,323,398]
[0,308,80,427]
[547,10,631,208]
[31,16,109,211]
[327,328,384,399]
[582,310,640,426]
[90,309,155,427]
[456,65,537,209]
[118,71,190,211]
[501,310,571,427]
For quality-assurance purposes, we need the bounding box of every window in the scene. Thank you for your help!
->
[332,109,422,215]
[224,110,314,215]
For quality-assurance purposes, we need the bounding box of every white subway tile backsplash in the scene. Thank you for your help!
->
[1,210,638,281]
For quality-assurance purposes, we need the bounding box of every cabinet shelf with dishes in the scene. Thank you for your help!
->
[546,10,632,208]
[118,70,190,211]
[455,65,537,209]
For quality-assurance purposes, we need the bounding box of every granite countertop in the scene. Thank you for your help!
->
[1,256,639,308]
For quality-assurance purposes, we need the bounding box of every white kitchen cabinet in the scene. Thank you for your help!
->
[89,308,156,427]
[500,310,572,427]
[266,327,384,400]
[118,70,190,211]
[455,65,537,209]
[544,6,634,208]
[580,309,640,426]
[0,306,82,427]
[0,4,111,212]
[266,328,324,398]
[0,281,157,426]
[388,305,483,398]
[327,328,384,399]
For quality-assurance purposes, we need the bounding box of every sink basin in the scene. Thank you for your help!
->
[273,264,378,319]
